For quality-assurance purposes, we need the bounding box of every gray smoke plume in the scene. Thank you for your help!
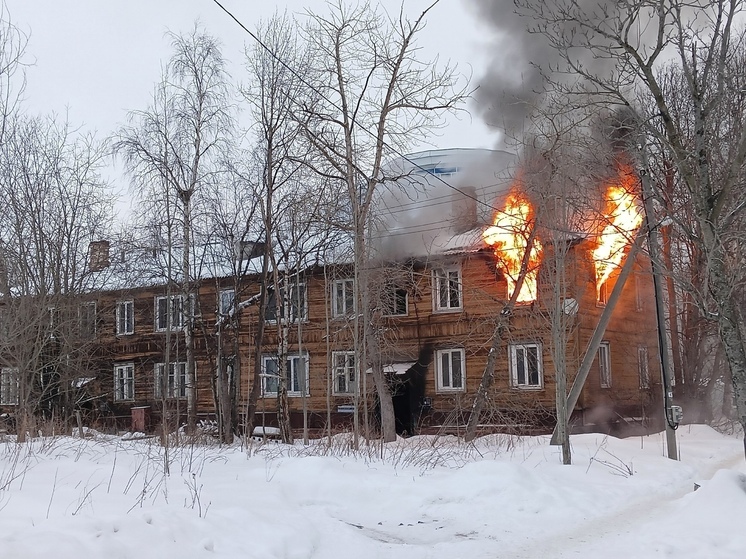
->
[467,0,627,143]
[374,148,518,260]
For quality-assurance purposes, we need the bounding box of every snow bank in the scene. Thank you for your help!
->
[0,425,743,558]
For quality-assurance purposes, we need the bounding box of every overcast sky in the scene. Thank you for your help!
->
[4,0,499,152]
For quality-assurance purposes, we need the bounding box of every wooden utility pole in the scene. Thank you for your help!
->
[638,139,679,460]
[550,232,643,445]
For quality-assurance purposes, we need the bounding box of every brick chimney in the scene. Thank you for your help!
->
[88,240,111,272]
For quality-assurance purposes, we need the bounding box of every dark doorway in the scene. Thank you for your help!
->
[391,374,414,435]
[390,344,432,436]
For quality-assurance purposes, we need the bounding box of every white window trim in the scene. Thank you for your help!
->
[155,294,188,332]
[261,353,310,397]
[116,300,134,336]
[634,273,643,311]
[0,367,19,405]
[435,348,466,392]
[432,267,463,312]
[638,345,650,389]
[383,286,408,317]
[266,283,308,324]
[599,341,611,388]
[154,362,188,399]
[332,279,355,318]
[48,306,58,339]
[114,363,134,402]
[332,351,357,395]
[219,289,235,316]
[509,343,544,389]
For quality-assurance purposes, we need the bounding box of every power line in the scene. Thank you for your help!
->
[209,0,511,220]
[376,180,514,215]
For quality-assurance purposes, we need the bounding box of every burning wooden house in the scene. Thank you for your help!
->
[0,149,663,437]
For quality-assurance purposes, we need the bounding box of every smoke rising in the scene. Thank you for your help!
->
[374,149,517,260]
[467,0,629,143]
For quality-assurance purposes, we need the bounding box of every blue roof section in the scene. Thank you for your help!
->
[375,148,518,259]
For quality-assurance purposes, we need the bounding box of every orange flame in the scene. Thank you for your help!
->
[483,190,542,302]
[592,170,643,299]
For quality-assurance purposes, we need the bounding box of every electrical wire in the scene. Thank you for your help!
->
[208,1,632,241]
[209,0,513,221]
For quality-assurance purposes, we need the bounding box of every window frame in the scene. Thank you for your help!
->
[154,361,188,399]
[155,294,188,332]
[0,367,19,405]
[509,343,543,389]
[635,273,644,312]
[261,353,310,397]
[48,306,59,339]
[638,345,650,389]
[383,285,408,317]
[332,279,355,317]
[332,351,357,395]
[79,301,97,339]
[219,289,235,316]
[599,341,612,388]
[597,280,609,307]
[116,300,135,336]
[114,363,135,401]
[432,266,463,312]
[266,283,308,324]
[435,348,466,392]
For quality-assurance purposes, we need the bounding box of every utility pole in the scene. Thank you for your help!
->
[638,138,679,460]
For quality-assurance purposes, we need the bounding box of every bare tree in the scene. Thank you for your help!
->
[300,0,467,443]
[201,157,262,443]
[235,12,311,442]
[507,0,746,456]
[0,114,113,438]
[115,25,233,432]
[0,2,26,143]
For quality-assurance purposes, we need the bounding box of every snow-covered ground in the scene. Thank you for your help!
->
[1,425,744,558]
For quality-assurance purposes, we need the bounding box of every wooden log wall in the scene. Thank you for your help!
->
[77,240,661,433]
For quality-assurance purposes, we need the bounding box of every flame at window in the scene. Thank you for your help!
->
[483,190,542,302]
[592,169,643,300]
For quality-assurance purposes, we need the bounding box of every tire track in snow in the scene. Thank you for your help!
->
[504,448,746,558]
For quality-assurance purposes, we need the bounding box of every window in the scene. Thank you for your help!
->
[597,280,609,306]
[116,300,134,335]
[435,348,465,391]
[635,273,644,312]
[332,352,356,394]
[0,308,7,339]
[433,267,462,311]
[598,342,611,388]
[219,289,235,316]
[155,295,187,331]
[510,343,543,388]
[0,367,19,405]
[114,363,134,401]
[48,306,59,338]
[155,362,187,399]
[79,301,96,339]
[638,346,650,389]
[266,283,307,323]
[333,279,355,317]
[383,285,408,316]
[261,354,309,396]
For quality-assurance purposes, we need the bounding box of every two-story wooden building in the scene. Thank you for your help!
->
[0,149,664,437]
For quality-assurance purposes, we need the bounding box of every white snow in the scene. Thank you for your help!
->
[1,425,745,558]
